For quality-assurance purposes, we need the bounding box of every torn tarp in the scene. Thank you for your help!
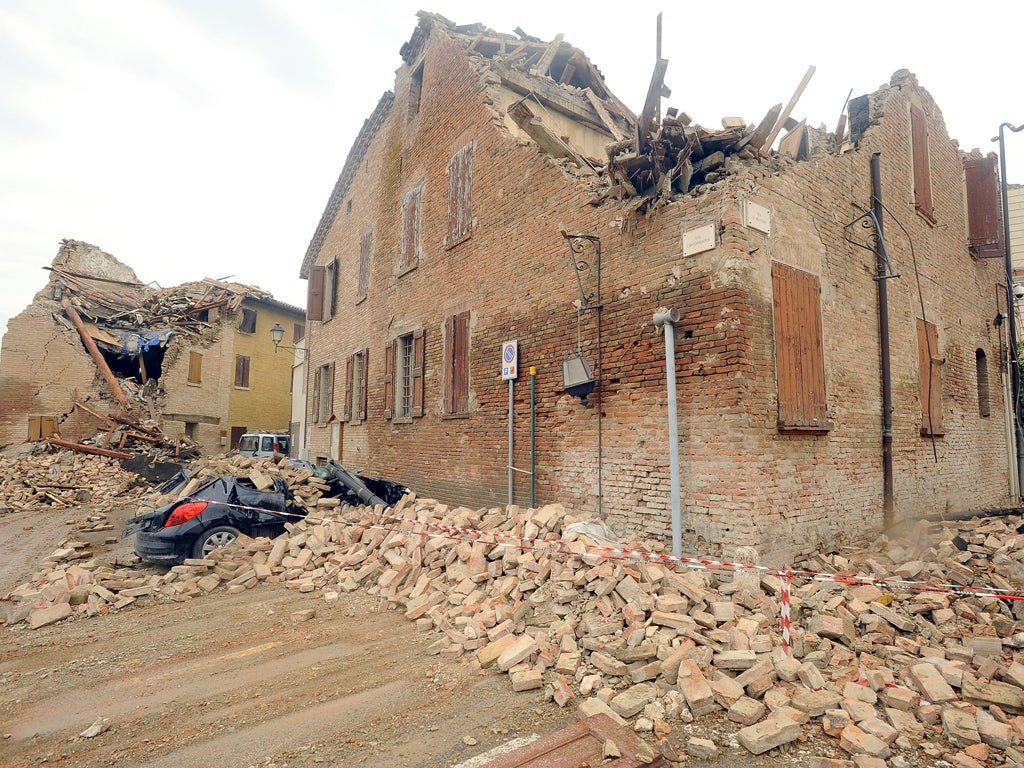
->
[120,330,174,355]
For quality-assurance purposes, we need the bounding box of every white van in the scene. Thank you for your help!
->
[237,432,291,458]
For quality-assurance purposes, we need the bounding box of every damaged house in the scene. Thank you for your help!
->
[0,240,304,458]
[298,12,1013,563]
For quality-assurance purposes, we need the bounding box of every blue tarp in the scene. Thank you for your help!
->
[120,330,174,355]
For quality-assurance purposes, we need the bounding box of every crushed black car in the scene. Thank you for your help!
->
[123,461,409,565]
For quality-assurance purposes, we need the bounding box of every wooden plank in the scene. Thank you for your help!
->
[760,65,816,152]
[745,103,782,150]
[61,298,131,409]
[48,437,132,460]
[778,120,808,160]
[584,88,626,141]
[530,33,563,77]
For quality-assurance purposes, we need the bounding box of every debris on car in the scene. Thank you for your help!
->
[122,460,410,565]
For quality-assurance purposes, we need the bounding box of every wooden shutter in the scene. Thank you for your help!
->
[312,366,321,423]
[447,143,473,244]
[307,265,325,321]
[343,355,353,422]
[917,318,944,435]
[965,155,1003,258]
[910,105,933,220]
[383,340,395,420]
[772,263,829,429]
[411,329,425,417]
[358,350,369,421]
[188,351,202,384]
[234,355,250,388]
[400,184,422,273]
[452,311,470,414]
[444,315,455,413]
[357,230,372,301]
[325,362,335,422]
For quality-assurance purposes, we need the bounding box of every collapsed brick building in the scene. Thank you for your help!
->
[298,12,1013,564]
[0,240,304,457]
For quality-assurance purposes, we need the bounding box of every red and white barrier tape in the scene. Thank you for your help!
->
[178,495,1024,658]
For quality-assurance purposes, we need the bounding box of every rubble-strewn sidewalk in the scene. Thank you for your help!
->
[5,455,1024,766]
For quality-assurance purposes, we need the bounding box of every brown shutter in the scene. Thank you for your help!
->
[359,349,369,421]
[772,263,828,429]
[910,105,933,219]
[383,340,394,420]
[444,315,455,413]
[188,351,202,384]
[312,366,321,424]
[357,230,372,301]
[307,265,325,321]
[447,143,473,244]
[343,355,353,422]
[965,155,1004,258]
[412,329,425,417]
[454,311,469,413]
[917,319,944,435]
[400,184,422,273]
[325,362,335,420]
[235,355,250,388]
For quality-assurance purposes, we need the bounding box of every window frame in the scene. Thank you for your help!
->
[312,361,335,424]
[384,330,424,422]
[344,348,369,423]
[238,308,257,334]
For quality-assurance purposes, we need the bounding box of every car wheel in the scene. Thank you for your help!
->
[192,525,241,558]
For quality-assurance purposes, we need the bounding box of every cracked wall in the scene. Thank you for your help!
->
[0,300,110,448]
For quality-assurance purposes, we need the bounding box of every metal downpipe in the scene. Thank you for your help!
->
[871,153,895,526]
[654,308,682,556]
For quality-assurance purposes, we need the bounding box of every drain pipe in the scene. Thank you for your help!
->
[871,153,895,526]
[654,307,683,557]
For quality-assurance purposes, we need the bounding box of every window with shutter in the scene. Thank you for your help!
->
[772,262,831,431]
[444,311,470,415]
[965,155,1004,258]
[446,142,474,246]
[910,105,934,221]
[307,265,325,321]
[234,355,250,389]
[187,352,203,384]
[312,366,321,424]
[345,349,369,423]
[917,318,944,436]
[357,229,372,302]
[399,183,423,275]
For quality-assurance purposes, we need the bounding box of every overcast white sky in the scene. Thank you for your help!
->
[1,1,1022,352]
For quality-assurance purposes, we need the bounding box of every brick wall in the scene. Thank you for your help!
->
[302,32,1010,564]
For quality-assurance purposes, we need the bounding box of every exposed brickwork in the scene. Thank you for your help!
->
[301,25,1010,563]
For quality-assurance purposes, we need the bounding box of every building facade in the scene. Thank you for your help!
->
[0,240,303,457]
[298,14,1012,563]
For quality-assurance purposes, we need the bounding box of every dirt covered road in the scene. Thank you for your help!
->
[0,506,575,768]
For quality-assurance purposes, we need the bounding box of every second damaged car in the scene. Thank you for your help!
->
[123,462,410,565]
[123,475,306,565]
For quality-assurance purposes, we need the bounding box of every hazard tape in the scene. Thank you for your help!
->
[175,495,1024,658]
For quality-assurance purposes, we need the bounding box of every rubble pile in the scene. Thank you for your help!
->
[7,494,1024,765]
[0,450,143,511]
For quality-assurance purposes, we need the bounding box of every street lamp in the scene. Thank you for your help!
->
[995,122,1024,497]
[269,322,302,352]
